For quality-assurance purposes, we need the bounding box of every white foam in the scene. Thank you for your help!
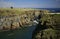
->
[33,20,39,24]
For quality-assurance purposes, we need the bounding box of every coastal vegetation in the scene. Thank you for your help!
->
[0,8,60,39]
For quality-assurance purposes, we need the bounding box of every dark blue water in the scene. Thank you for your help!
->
[0,25,36,39]
[35,8,60,13]
[44,8,60,13]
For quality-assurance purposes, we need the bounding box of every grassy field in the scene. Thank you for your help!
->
[0,8,50,16]
[0,8,37,15]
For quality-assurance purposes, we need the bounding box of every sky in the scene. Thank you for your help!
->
[0,0,60,8]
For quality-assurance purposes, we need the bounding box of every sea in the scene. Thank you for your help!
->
[36,8,60,13]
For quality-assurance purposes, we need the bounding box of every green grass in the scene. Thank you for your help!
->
[0,8,25,16]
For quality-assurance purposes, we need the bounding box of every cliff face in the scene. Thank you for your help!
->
[0,9,42,30]
[0,15,33,30]
[32,14,60,39]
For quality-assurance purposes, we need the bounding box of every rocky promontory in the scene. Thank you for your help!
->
[0,9,44,30]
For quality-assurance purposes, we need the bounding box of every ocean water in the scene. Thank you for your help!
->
[36,8,60,13]
[45,8,60,13]
[0,25,36,39]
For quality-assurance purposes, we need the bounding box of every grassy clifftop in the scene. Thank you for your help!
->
[0,8,50,16]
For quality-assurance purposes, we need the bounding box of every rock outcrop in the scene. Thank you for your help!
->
[32,14,57,39]
[0,10,42,30]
